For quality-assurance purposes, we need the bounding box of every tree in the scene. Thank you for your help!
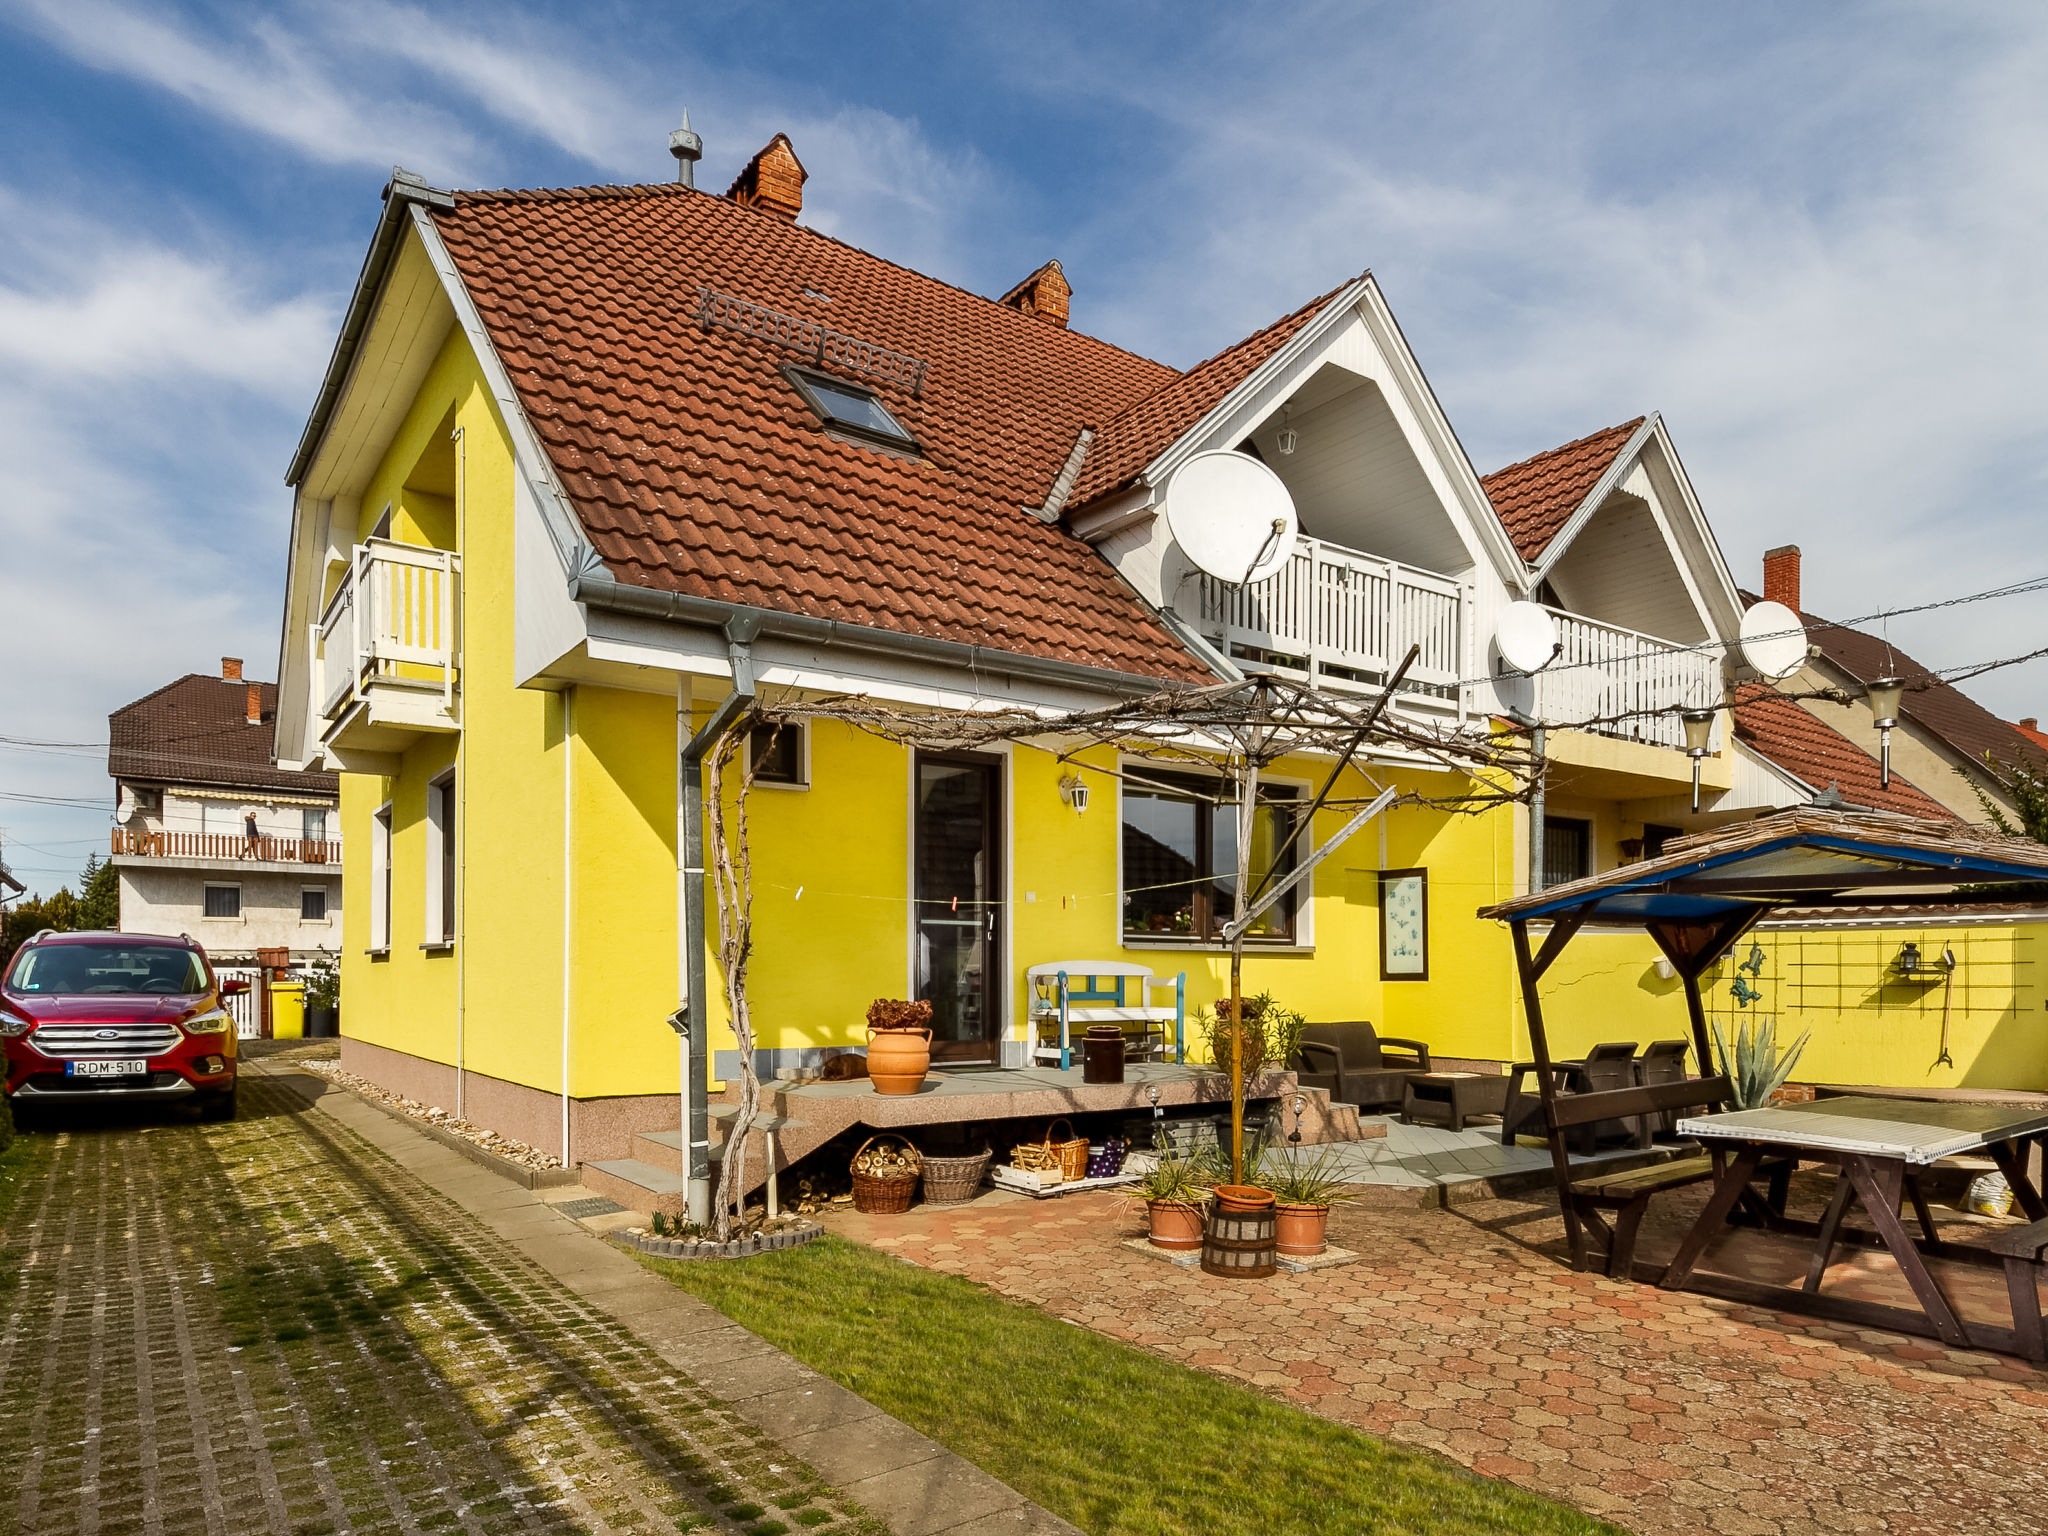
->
[78,853,119,931]
[1972,754,2048,845]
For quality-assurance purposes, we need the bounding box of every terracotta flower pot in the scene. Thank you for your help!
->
[1147,1199,1205,1250]
[1210,1184,1277,1213]
[866,1026,932,1095]
[1274,1201,1331,1257]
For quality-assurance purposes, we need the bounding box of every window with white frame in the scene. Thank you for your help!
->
[300,887,328,921]
[302,806,328,845]
[747,719,807,787]
[203,884,242,920]
[426,774,455,945]
[1120,769,1303,943]
[371,804,393,952]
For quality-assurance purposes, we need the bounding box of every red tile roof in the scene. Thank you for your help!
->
[429,181,1219,681]
[1481,418,1645,563]
[1731,683,1952,818]
[1067,279,1358,509]
[109,675,337,796]
[2013,719,2048,752]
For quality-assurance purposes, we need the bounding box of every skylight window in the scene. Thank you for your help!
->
[788,368,918,450]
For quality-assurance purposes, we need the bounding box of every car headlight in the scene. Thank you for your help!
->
[0,1003,31,1039]
[182,1009,234,1036]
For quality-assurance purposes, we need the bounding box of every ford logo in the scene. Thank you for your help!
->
[94,1029,120,1041]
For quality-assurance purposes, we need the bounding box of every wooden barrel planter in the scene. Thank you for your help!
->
[1202,1185,1278,1278]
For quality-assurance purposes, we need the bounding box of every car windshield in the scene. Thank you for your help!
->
[7,943,210,997]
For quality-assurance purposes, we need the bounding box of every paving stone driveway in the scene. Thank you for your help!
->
[827,1186,2048,1536]
[0,1080,878,1536]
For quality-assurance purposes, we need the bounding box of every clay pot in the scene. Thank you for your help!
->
[865,1026,932,1095]
[1147,1199,1205,1251]
[1210,1184,1278,1213]
[1274,1201,1330,1257]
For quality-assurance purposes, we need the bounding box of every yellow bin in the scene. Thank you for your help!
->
[269,980,305,1040]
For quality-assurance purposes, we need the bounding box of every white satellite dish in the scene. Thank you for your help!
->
[1739,600,1806,680]
[1164,450,1298,585]
[1497,601,1561,674]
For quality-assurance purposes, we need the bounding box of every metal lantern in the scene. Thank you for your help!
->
[1867,677,1904,788]
[1276,403,1298,456]
[1897,940,1921,975]
[1680,708,1716,813]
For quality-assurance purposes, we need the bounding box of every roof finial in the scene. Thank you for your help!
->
[668,108,703,188]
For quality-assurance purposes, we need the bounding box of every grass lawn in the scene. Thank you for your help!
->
[644,1235,1623,1536]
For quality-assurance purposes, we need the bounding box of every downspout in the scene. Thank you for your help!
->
[453,424,467,1119]
[677,616,760,1226]
[1528,724,1547,895]
[560,686,574,1165]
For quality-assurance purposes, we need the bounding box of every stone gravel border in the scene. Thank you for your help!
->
[613,1221,825,1260]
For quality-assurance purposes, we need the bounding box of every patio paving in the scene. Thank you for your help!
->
[824,1174,2048,1536]
[1310,1113,1657,1201]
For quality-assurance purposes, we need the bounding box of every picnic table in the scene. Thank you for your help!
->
[1666,1095,2048,1352]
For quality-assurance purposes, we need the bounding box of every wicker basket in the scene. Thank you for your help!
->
[920,1148,993,1205]
[850,1134,923,1215]
[1033,1119,1090,1182]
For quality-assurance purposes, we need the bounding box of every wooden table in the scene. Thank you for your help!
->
[1667,1095,2048,1352]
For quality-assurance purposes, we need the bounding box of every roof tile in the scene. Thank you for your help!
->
[1481,419,1644,564]
[1731,683,1952,818]
[108,676,337,796]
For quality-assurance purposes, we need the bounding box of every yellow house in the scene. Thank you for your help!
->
[273,132,2029,1210]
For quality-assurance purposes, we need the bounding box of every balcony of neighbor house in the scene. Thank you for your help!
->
[110,827,343,870]
[315,538,461,767]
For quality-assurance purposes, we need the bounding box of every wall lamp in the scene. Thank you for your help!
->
[1059,773,1090,813]
[1866,677,1904,788]
[1680,708,1716,813]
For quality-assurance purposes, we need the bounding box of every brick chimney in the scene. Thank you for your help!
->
[1762,545,1801,612]
[726,134,806,220]
[222,657,243,681]
[998,261,1072,328]
[246,684,262,725]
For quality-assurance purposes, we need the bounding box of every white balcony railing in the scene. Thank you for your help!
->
[1538,609,1719,750]
[112,829,342,865]
[1193,537,1469,702]
[316,539,460,724]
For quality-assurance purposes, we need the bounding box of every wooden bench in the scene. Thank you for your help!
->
[1544,1074,1791,1279]
[1989,1217,2048,1362]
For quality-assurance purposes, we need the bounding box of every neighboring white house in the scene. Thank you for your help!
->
[107,659,342,965]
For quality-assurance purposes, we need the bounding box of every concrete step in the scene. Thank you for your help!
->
[582,1158,689,1218]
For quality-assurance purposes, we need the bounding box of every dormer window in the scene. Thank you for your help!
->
[788,368,918,451]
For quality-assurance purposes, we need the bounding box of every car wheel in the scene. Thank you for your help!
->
[200,1086,238,1122]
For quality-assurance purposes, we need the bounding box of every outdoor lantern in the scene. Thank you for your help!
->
[1680,708,1716,812]
[1898,941,1921,975]
[1867,676,1904,788]
[1276,402,1298,456]
[1059,773,1090,813]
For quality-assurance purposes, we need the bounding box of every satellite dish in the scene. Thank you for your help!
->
[1497,601,1561,674]
[1740,600,1806,680]
[1164,450,1298,585]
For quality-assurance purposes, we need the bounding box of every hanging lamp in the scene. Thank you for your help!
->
[1866,677,1904,788]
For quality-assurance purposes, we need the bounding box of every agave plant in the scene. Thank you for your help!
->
[1128,1147,1212,1207]
[1255,1145,1355,1208]
[1710,1016,1811,1110]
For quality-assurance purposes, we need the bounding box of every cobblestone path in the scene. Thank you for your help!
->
[0,1082,879,1536]
[829,1185,2048,1536]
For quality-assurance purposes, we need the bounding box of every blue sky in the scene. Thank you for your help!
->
[2,1,2045,890]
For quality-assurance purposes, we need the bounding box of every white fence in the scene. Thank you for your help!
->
[317,539,461,720]
[1540,609,1720,750]
[215,966,262,1040]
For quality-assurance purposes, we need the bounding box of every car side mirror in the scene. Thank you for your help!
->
[220,979,250,996]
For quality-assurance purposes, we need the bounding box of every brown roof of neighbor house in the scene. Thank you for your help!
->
[108,675,338,796]
[1730,683,1952,819]
[1733,590,2047,782]
[428,176,1227,682]
[1065,278,1360,508]
[1481,418,1645,564]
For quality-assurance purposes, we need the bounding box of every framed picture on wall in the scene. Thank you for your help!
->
[1379,869,1428,980]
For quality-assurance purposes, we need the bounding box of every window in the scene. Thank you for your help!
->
[1543,817,1591,889]
[787,368,918,449]
[1121,770,1302,943]
[301,887,328,921]
[1642,823,1681,860]
[8,942,207,996]
[302,807,328,844]
[426,775,456,945]
[747,720,806,787]
[203,884,242,920]
[371,804,393,952]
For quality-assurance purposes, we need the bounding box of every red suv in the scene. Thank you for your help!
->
[1,930,244,1120]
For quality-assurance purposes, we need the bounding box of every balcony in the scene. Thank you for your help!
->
[111,829,342,867]
[1537,609,1720,752]
[316,540,460,768]
[1192,536,1470,710]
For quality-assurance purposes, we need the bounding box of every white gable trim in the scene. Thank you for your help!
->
[1527,416,1659,582]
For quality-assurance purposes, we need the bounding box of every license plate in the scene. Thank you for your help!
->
[66,1059,149,1078]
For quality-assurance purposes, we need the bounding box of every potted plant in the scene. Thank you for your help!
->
[1129,1149,1210,1250]
[301,951,340,1038]
[865,998,933,1095]
[1258,1145,1353,1257]
[1710,1016,1811,1110]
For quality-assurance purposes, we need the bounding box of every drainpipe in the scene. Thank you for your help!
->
[676,617,760,1226]
[1508,703,1546,894]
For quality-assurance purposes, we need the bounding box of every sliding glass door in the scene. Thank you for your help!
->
[914,754,1001,1064]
